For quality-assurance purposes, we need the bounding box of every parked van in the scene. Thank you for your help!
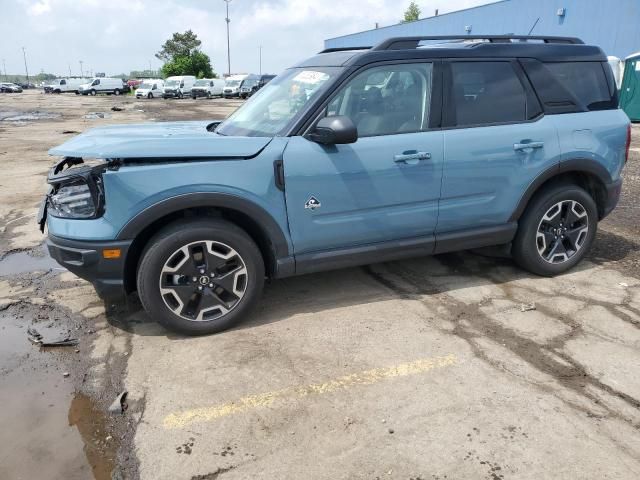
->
[162,76,196,99]
[223,74,248,98]
[78,77,127,96]
[44,78,89,94]
[240,74,276,98]
[135,79,164,99]
[191,78,225,99]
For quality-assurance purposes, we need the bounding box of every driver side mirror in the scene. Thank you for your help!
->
[307,115,358,145]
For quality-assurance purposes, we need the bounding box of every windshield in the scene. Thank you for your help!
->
[194,79,209,86]
[225,80,241,87]
[139,82,154,89]
[242,78,258,88]
[165,80,179,87]
[216,67,340,137]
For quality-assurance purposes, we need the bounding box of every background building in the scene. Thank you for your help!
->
[324,0,640,59]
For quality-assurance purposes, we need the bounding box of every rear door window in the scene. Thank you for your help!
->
[544,62,617,111]
[449,62,527,127]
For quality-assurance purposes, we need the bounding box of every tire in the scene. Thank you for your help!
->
[192,95,196,100]
[114,89,121,95]
[512,183,598,276]
[178,91,183,99]
[148,93,153,99]
[90,89,96,96]
[137,218,265,335]
[206,92,211,99]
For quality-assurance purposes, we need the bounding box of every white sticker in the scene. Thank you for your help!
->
[293,70,329,84]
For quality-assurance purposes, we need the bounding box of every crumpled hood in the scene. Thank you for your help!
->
[48,121,272,159]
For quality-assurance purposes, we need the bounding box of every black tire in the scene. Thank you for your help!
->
[178,91,184,99]
[90,89,96,96]
[191,95,196,100]
[206,92,211,99]
[147,93,153,99]
[512,183,598,276]
[137,218,265,335]
[114,89,121,95]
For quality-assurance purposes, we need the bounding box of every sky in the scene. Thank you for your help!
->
[2,0,492,78]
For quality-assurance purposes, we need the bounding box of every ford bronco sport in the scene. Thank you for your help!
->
[39,35,630,335]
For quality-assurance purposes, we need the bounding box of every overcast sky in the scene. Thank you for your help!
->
[3,0,491,78]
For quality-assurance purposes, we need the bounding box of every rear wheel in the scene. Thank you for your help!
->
[114,89,121,95]
[148,92,153,99]
[512,183,597,276]
[137,219,265,335]
[90,89,96,96]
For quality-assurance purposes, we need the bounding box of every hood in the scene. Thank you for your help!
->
[48,121,273,159]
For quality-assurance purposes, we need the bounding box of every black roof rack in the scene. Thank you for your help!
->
[372,35,584,51]
[319,46,372,54]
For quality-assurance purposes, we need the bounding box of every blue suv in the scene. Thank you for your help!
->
[39,35,630,335]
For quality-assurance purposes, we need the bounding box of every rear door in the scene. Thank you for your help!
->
[438,60,561,233]
[283,61,444,254]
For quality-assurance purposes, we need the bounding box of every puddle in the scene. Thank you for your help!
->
[0,311,116,479]
[0,110,62,122]
[0,249,61,276]
[84,112,111,120]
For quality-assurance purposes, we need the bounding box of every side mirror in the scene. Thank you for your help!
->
[307,115,358,145]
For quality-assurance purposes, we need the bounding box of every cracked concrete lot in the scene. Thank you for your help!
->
[1,90,640,480]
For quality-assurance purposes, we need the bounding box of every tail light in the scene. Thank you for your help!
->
[625,123,631,164]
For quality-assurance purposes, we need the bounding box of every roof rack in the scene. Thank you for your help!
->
[319,46,372,54]
[372,35,584,51]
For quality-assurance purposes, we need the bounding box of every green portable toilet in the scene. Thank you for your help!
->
[620,52,640,121]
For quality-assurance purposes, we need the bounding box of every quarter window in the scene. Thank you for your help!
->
[326,63,433,137]
[450,62,527,126]
[544,62,616,111]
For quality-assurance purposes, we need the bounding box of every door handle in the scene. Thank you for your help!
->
[514,141,544,151]
[394,151,431,163]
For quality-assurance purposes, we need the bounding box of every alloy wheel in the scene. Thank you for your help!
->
[159,240,248,322]
[536,200,589,264]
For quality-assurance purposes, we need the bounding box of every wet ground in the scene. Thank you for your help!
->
[0,90,639,479]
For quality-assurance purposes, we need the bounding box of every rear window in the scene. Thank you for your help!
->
[450,62,527,127]
[544,62,616,111]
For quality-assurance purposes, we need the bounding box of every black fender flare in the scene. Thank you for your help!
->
[509,158,613,222]
[116,192,291,259]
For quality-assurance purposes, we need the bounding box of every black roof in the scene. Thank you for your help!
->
[296,35,607,68]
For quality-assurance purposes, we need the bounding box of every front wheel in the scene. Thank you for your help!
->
[512,183,598,276]
[137,219,265,335]
[178,91,184,99]
[148,92,153,99]
[114,89,121,95]
[90,89,96,96]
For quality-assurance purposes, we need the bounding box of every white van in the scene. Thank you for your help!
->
[162,75,196,99]
[135,79,164,99]
[78,77,127,96]
[44,78,89,94]
[191,78,225,99]
[223,74,248,98]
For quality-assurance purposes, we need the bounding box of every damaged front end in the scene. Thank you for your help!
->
[38,157,114,232]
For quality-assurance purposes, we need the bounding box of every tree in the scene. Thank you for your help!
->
[161,51,215,79]
[157,30,215,78]
[156,30,202,62]
[402,1,421,23]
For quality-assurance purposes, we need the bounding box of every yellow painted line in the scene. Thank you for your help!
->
[163,354,457,429]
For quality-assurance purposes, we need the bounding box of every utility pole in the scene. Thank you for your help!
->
[79,60,83,78]
[259,45,262,76]
[2,59,6,81]
[22,47,30,85]
[68,64,72,77]
[223,0,232,76]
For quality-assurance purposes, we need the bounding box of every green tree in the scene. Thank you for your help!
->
[156,30,202,62]
[161,52,215,79]
[157,30,215,78]
[402,1,421,23]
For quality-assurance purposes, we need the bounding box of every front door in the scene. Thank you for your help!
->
[284,61,443,254]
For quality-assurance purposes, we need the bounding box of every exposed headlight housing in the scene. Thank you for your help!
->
[49,180,97,218]
[46,157,106,220]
